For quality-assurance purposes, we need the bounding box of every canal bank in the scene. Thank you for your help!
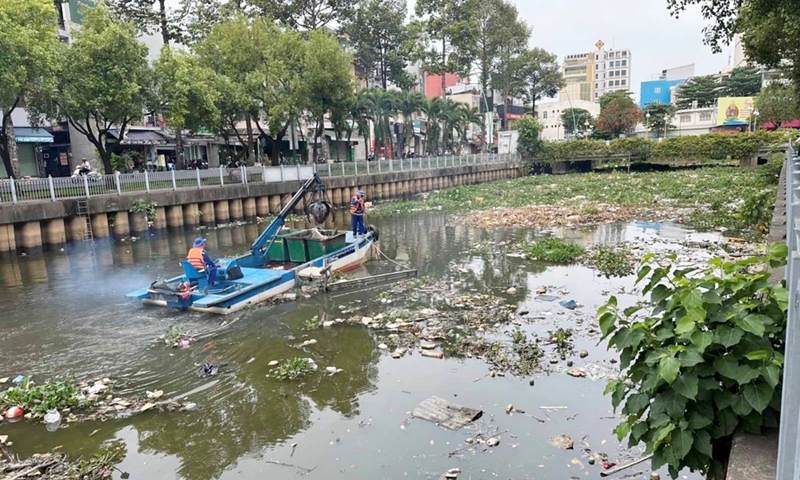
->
[0,161,520,255]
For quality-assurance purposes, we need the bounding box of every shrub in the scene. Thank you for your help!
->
[587,245,636,278]
[523,238,585,263]
[598,244,788,479]
[271,357,315,381]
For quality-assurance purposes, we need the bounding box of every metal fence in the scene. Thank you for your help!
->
[779,142,800,479]
[0,153,518,205]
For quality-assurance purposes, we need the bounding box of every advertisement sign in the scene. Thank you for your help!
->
[59,152,69,166]
[716,97,755,125]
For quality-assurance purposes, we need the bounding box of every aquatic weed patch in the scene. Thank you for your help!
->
[586,244,636,278]
[524,238,585,263]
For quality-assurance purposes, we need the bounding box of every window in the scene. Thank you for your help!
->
[595,83,598,89]
[622,70,626,76]
[700,112,712,122]
[654,87,661,94]
[595,73,598,79]
[543,111,547,119]
[622,79,626,85]
[622,51,627,57]
[608,62,613,68]
[680,114,692,123]
[622,60,627,66]
[595,54,599,60]
[595,92,599,98]
[615,80,620,86]
[616,60,621,67]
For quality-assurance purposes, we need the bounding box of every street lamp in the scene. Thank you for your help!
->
[752,110,760,133]
[663,114,669,139]
[645,112,651,140]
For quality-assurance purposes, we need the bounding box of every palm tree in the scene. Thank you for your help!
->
[420,97,443,154]
[458,104,482,153]
[438,99,462,153]
[353,90,375,160]
[396,91,425,156]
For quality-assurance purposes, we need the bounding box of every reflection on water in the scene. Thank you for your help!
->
[0,214,702,479]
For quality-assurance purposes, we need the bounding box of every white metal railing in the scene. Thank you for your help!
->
[778,142,800,479]
[0,153,518,204]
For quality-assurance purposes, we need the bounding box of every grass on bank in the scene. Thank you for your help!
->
[371,159,781,235]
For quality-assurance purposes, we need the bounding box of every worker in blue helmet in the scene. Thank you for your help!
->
[349,190,367,236]
[187,237,219,285]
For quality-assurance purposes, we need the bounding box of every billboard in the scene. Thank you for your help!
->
[716,97,755,126]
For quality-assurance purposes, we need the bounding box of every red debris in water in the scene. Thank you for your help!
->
[602,461,616,470]
[5,406,23,419]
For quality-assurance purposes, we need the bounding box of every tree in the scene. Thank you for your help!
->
[438,98,463,152]
[0,0,62,179]
[513,48,564,126]
[420,97,443,154]
[642,102,678,136]
[514,117,543,159]
[720,65,762,97]
[666,0,800,102]
[352,90,375,160]
[153,48,220,169]
[344,0,413,90]
[560,108,593,138]
[196,16,273,165]
[49,3,152,174]
[300,30,355,162]
[395,90,424,156]
[250,0,355,30]
[459,103,482,148]
[413,0,478,97]
[473,0,529,111]
[675,75,719,109]
[109,0,190,45]
[596,91,641,139]
[756,83,800,128]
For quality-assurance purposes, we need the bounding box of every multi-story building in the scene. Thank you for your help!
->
[593,44,632,99]
[536,99,601,142]
[559,41,632,103]
[559,52,594,102]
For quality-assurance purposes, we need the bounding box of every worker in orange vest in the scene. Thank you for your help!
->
[187,237,218,285]
[350,190,366,236]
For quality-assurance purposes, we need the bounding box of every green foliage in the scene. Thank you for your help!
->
[49,3,152,174]
[549,327,574,356]
[643,102,679,135]
[560,108,594,138]
[756,83,800,129]
[0,377,84,417]
[737,190,773,232]
[513,47,563,113]
[515,117,544,160]
[759,152,784,185]
[596,91,641,139]
[598,246,788,478]
[110,151,135,173]
[524,238,585,263]
[130,199,157,219]
[720,65,763,97]
[587,244,636,278]
[0,0,63,178]
[63,442,127,480]
[413,0,478,82]
[675,75,719,110]
[344,0,413,90]
[271,357,315,381]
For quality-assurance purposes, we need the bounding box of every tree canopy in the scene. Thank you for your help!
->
[642,102,678,136]
[51,3,152,174]
[514,48,564,117]
[560,108,593,138]
[596,91,640,139]
[756,82,800,128]
[675,75,719,109]
[720,65,762,97]
[0,0,62,178]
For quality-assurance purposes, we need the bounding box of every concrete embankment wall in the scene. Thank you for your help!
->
[0,162,520,254]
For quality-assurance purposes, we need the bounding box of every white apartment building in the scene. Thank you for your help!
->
[633,106,716,138]
[593,46,632,99]
[536,99,601,142]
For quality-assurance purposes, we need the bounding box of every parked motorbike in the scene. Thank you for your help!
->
[71,166,102,182]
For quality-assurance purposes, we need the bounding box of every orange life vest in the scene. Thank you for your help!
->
[350,196,364,215]
[187,247,206,270]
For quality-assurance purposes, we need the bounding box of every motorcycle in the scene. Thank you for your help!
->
[71,166,102,182]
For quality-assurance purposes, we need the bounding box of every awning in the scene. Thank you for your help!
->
[109,129,171,145]
[15,127,54,143]
[323,131,364,143]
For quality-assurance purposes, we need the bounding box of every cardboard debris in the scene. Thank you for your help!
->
[412,396,483,430]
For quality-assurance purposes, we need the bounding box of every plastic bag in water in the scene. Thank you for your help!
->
[44,409,61,432]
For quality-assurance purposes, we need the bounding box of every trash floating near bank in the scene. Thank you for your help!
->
[127,174,378,314]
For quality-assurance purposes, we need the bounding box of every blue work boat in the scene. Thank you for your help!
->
[126,175,377,314]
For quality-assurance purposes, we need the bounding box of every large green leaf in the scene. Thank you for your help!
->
[714,326,744,348]
[762,364,781,388]
[637,265,652,283]
[693,430,713,458]
[702,290,722,304]
[743,382,773,413]
[598,310,616,338]
[768,242,788,260]
[675,317,696,335]
[659,356,681,384]
[714,356,739,379]
[745,350,768,361]
[655,326,675,342]
[688,410,713,429]
[613,328,645,350]
[691,331,713,353]
[654,423,675,446]
[713,390,733,410]
[624,393,650,415]
[736,314,767,337]
[681,289,704,310]
[711,408,738,439]
[672,374,699,399]
[651,284,671,304]
[665,429,694,465]
[731,392,753,416]
[679,349,704,367]
[661,390,688,418]
[734,365,761,385]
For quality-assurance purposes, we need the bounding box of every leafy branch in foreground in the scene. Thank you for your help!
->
[598,244,788,479]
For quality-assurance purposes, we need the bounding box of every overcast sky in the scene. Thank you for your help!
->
[407,0,731,103]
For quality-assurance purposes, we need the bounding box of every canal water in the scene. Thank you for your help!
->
[0,212,704,480]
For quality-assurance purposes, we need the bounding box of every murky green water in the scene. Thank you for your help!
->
[0,212,706,479]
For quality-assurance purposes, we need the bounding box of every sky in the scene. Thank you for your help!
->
[508,0,730,103]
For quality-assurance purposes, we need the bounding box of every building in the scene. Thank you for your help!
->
[424,73,460,99]
[593,44,632,99]
[633,106,716,138]
[733,34,747,69]
[659,64,695,81]
[559,41,632,103]
[560,52,594,102]
[536,99,601,142]
[640,80,686,108]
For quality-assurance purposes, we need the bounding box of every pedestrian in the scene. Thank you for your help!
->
[186,237,219,285]
[350,190,367,236]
